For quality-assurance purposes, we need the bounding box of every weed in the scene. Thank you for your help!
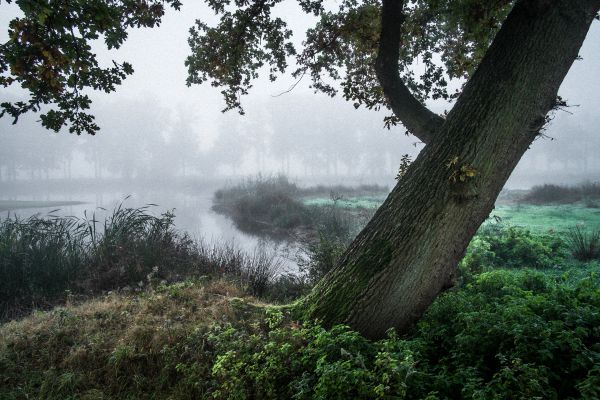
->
[564,225,600,261]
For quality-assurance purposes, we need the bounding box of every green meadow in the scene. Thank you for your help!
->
[304,195,600,233]
[489,203,600,232]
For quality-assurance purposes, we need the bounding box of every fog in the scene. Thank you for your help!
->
[1,3,600,209]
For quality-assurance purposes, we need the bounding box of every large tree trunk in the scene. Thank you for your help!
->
[298,0,599,339]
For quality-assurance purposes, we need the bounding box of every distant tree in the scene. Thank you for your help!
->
[1,0,599,338]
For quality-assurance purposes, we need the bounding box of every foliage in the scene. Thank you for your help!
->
[3,270,598,399]
[0,0,181,134]
[1,0,518,132]
[209,271,600,399]
[186,0,514,116]
[408,270,600,399]
[209,315,414,400]
[298,233,347,284]
[396,153,412,180]
[186,0,297,113]
[460,225,566,278]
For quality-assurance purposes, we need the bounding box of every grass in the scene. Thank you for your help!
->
[303,196,385,209]
[0,203,287,321]
[488,204,600,232]
[0,279,267,399]
[303,195,600,235]
[1,269,598,399]
[564,225,600,261]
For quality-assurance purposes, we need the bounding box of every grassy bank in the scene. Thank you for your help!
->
[1,267,598,399]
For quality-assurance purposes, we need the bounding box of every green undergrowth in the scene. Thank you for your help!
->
[1,270,599,399]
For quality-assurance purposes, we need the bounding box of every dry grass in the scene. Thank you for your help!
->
[0,279,268,399]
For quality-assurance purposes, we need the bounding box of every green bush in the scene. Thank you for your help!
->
[298,233,347,284]
[206,271,600,399]
[209,311,415,400]
[407,270,600,399]
[460,225,566,278]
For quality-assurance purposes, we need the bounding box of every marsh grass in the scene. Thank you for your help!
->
[564,225,600,261]
[0,204,283,320]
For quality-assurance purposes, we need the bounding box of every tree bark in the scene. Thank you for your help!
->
[298,0,600,339]
[375,0,444,144]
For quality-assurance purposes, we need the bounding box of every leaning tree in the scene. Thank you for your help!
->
[2,0,599,338]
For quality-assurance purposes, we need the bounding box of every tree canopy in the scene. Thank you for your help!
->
[1,0,529,136]
[0,0,181,134]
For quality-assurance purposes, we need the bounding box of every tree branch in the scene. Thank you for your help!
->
[375,0,444,144]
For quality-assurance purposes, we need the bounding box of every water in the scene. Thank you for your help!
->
[0,182,303,273]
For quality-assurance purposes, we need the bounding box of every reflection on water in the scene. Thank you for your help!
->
[0,185,302,273]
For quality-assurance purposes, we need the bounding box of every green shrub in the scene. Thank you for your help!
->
[209,311,415,400]
[408,270,600,399]
[460,225,566,278]
[298,233,347,284]
[206,271,600,399]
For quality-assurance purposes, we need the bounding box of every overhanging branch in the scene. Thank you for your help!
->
[375,0,444,144]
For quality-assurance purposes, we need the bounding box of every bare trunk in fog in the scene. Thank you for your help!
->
[299,0,600,339]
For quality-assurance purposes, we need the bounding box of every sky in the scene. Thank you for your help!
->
[0,2,599,187]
